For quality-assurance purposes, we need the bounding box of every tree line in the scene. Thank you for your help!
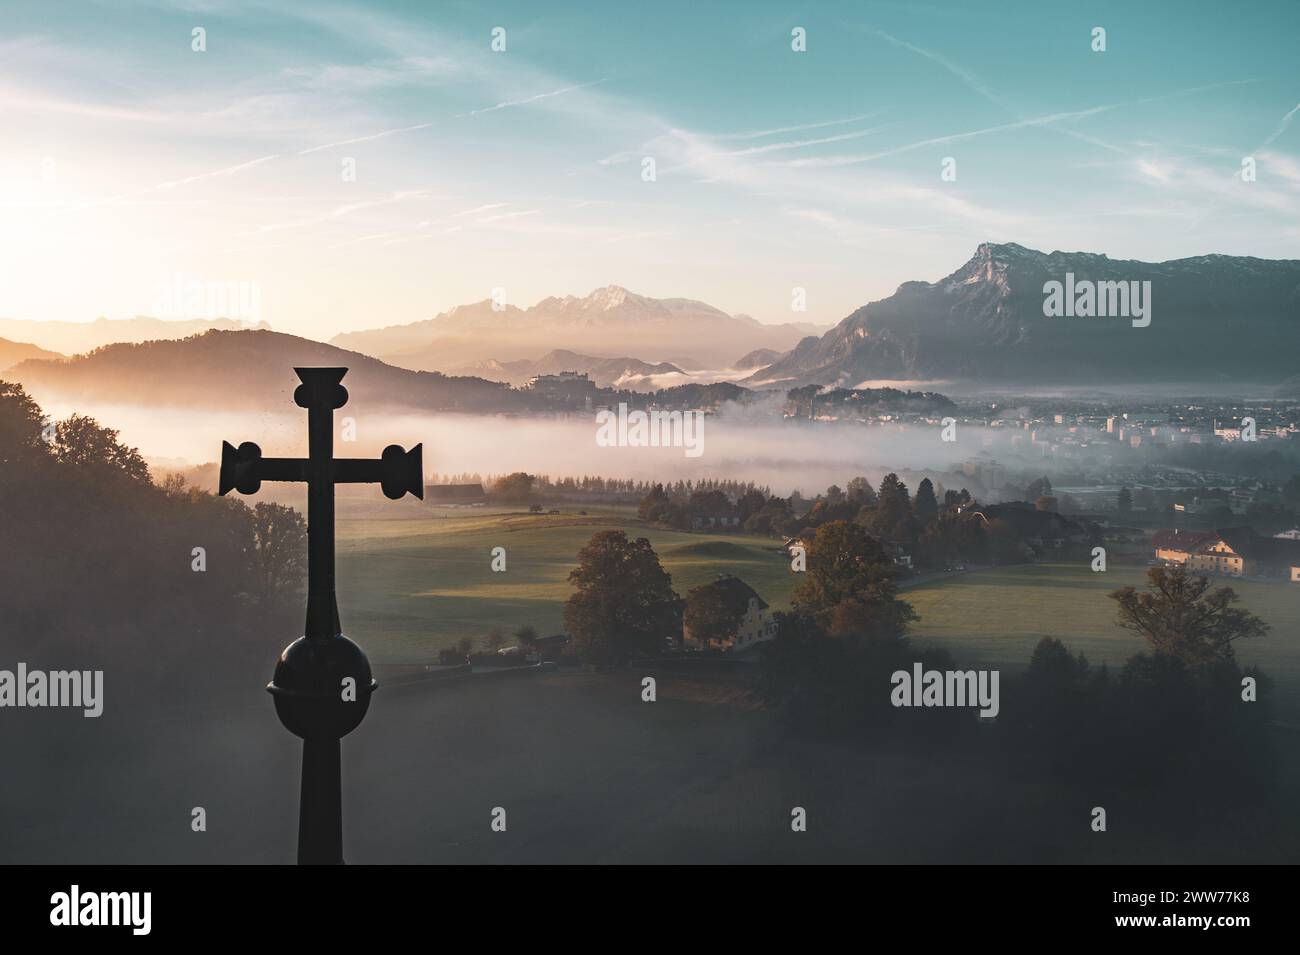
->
[0,381,309,710]
[637,471,1052,569]
[428,471,773,506]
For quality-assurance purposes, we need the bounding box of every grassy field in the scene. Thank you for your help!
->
[906,561,1300,716]
[338,506,1299,714]
[336,505,799,661]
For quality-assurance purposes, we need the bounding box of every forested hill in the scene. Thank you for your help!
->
[8,329,528,413]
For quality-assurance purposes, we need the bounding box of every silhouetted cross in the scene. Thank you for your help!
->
[218,366,422,865]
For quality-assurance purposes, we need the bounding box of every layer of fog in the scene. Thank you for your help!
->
[39,396,1044,498]
[613,365,758,390]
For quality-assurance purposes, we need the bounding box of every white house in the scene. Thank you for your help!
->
[682,576,777,652]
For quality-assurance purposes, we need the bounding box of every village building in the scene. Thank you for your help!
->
[690,499,740,530]
[682,576,777,652]
[1151,528,1217,564]
[1279,532,1300,582]
[527,371,599,409]
[1155,526,1300,581]
[425,483,487,506]
[1187,528,1258,577]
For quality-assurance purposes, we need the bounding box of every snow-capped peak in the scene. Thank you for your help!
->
[585,284,633,310]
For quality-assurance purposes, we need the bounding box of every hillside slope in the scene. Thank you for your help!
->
[8,329,525,413]
[748,243,1300,388]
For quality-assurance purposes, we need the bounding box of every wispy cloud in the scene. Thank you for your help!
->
[280,55,461,91]
[296,80,605,155]
[253,189,438,234]
[154,155,282,190]
[868,28,1009,110]
[1258,149,1300,186]
[298,122,436,156]
[451,202,508,218]
[712,113,888,141]
[1134,152,1300,220]
[477,209,540,224]
[455,79,608,118]
[4,1,1294,334]
[0,84,173,123]
[778,80,1262,168]
[866,27,1145,156]
[664,124,892,172]
[1257,103,1300,149]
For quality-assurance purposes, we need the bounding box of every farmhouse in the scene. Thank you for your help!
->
[682,576,777,651]
[1151,528,1217,564]
[690,499,740,530]
[1164,527,1300,581]
[425,483,486,506]
[1187,528,1257,577]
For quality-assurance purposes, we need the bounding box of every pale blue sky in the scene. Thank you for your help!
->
[0,0,1296,339]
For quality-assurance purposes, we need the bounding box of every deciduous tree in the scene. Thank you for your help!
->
[564,530,679,665]
[1110,565,1269,666]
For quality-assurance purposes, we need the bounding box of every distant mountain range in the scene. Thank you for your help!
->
[6,330,760,416]
[331,285,824,371]
[6,247,1294,401]
[0,337,63,373]
[448,349,688,390]
[0,316,269,355]
[748,243,1300,388]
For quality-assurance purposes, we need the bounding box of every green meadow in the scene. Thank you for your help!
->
[335,505,799,661]
[337,507,1299,714]
[906,562,1300,717]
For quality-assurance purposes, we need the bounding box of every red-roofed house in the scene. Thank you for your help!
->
[1151,529,1216,564]
[1184,527,1300,580]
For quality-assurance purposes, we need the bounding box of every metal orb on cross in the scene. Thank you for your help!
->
[218,367,423,864]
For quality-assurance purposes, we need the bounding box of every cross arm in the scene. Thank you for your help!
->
[219,441,310,495]
[335,444,424,500]
[219,440,423,499]
[332,459,384,484]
